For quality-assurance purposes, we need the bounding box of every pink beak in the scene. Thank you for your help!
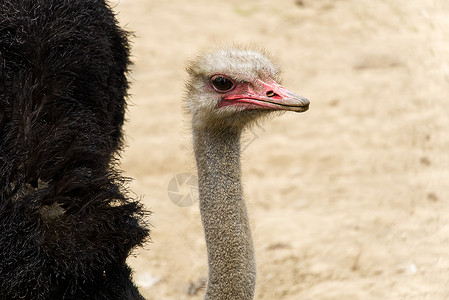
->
[217,79,309,113]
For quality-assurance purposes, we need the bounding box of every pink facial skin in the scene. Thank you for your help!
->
[215,78,309,113]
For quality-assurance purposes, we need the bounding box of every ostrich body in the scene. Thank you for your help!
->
[0,1,148,299]
[185,48,309,299]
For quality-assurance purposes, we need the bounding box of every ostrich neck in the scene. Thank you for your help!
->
[193,126,256,300]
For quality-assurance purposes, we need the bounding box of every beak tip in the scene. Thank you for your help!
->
[292,96,310,112]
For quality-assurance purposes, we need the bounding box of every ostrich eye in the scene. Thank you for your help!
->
[210,75,235,93]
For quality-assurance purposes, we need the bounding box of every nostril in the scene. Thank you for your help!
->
[266,91,275,97]
[266,91,281,99]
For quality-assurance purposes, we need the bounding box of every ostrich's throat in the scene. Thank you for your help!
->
[193,128,256,300]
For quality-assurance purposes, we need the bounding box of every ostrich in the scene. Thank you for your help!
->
[0,0,148,299]
[185,47,310,299]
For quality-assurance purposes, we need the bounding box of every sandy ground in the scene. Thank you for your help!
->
[110,0,449,299]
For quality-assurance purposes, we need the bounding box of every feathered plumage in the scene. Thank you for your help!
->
[0,1,148,299]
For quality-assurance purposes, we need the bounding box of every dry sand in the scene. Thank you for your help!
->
[111,0,449,299]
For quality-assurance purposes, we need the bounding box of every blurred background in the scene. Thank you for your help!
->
[112,0,449,299]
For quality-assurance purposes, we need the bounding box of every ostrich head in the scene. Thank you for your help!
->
[185,47,309,131]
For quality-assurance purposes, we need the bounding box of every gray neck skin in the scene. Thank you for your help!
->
[193,125,256,300]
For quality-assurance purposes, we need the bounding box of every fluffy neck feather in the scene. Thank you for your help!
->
[193,125,256,300]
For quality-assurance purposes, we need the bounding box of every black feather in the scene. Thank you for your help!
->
[0,0,149,299]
